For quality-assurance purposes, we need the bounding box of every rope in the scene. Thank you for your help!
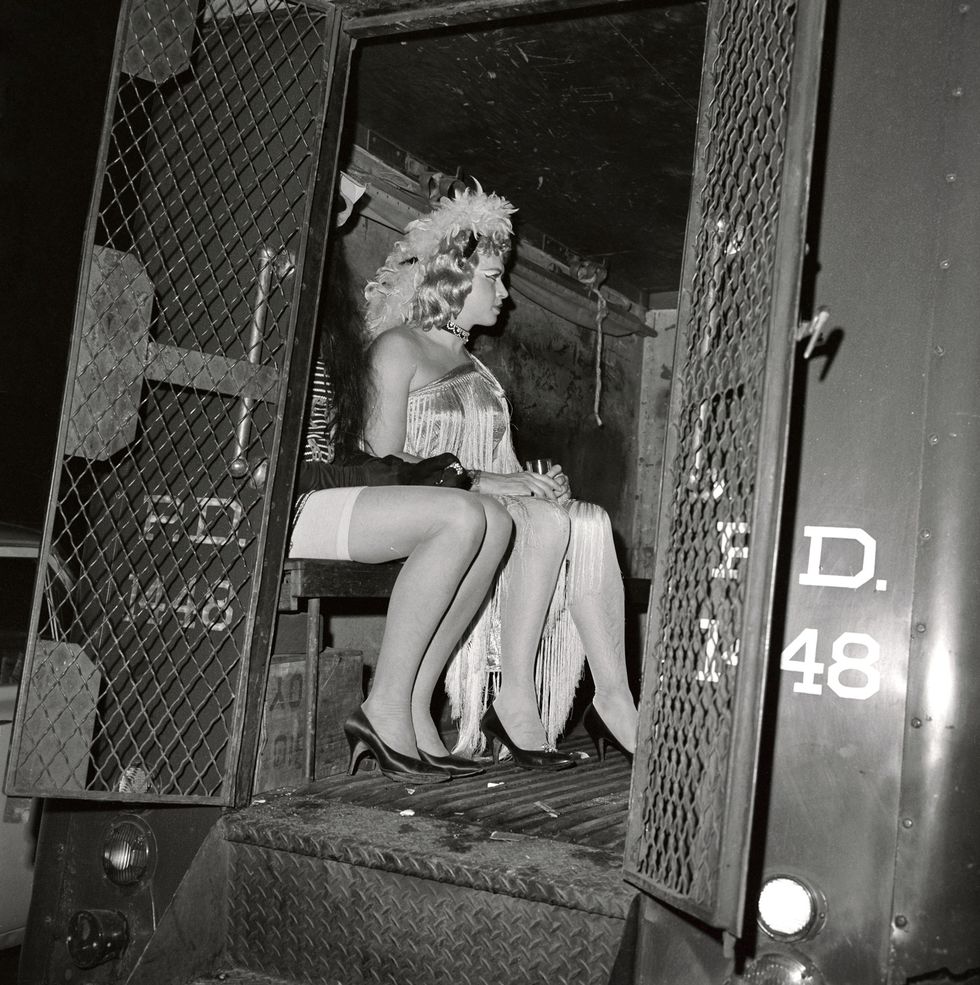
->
[571,260,609,427]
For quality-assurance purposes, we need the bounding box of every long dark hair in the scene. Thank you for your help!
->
[317,239,368,454]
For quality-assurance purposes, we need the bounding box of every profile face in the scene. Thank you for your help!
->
[457,252,509,328]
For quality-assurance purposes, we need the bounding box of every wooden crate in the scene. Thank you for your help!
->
[255,647,363,792]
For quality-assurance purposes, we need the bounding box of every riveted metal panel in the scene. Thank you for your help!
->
[7,0,348,804]
[624,0,825,935]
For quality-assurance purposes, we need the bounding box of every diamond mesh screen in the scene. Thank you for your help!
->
[625,0,805,922]
[9,0,333,801]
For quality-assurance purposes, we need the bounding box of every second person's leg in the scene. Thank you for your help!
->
[491,497,571,750]
[565,501,638,753]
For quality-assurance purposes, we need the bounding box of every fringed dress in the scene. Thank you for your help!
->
[405,355,610,754]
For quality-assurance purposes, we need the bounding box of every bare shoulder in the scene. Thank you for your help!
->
[367,326,422,377]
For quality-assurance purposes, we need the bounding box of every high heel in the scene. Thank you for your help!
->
[480,705,577,771]
[584,703,633,764]
[417,749,486,778]
[344,709,449,784]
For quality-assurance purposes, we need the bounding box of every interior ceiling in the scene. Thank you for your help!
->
[348,1,707,301]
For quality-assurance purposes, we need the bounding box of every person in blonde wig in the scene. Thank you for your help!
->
[363,184,638,767]
[289,240,513,782]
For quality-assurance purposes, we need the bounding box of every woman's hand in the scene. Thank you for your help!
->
[548,464,572,504]
[473,469,562,499]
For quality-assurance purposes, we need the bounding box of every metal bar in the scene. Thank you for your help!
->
[229,248,276,479]
[304,597,320,782]
[144,342,281,401]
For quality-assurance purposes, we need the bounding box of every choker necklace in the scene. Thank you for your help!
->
[441,319,471,343]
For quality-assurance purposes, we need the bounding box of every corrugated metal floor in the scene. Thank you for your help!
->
[295,733,632,856]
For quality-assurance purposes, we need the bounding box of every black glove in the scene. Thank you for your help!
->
[297,451,471,493]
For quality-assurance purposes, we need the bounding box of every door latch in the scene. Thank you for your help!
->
[796,306,831,359]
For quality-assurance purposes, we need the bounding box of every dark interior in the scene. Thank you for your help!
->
[348,1,706,302]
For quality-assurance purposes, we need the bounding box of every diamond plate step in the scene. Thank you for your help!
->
[220,796,637,985]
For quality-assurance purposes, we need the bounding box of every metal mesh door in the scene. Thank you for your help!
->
[7,0,346,803]
[624,0,825,934]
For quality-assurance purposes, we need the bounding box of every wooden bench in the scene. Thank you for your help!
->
[278,558,650,781]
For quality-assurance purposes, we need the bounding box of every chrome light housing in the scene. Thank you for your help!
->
[757,874,826,942]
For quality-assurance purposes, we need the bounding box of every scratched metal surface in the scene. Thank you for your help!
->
[281,733,632,855]
[353,3,707,297]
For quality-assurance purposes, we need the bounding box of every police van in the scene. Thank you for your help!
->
[5,1,978,984]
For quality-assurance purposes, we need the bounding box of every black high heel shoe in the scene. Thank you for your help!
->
[480,706,577,771]
[584,703,634,764]
[417,749,485,778]
[344,709,449,783]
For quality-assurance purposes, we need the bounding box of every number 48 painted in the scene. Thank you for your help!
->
[780,628,881,700]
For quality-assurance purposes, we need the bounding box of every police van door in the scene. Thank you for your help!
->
[6,0,352,806]
[623,0,827,952]
[5,0,661,809]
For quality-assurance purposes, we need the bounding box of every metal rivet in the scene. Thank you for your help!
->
[933,345,945,356]
[945,172,958,182]
[911,717,922,728]
[902,817,914,829]
[952,86,964,97]
[920,528,932,540]
[939,259,951,270]
[928,433,940,445]
[915,622,927,634]
[895,914,909,929]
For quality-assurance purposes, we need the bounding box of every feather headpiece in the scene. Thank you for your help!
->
[364,182,516,337]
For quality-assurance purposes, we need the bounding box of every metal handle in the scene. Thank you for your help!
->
[229,247,293,479]
[796,306,831,359]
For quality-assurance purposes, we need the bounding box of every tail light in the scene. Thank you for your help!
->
[102,814,155,886]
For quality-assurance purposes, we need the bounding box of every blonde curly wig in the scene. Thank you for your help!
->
[364,183,516,337]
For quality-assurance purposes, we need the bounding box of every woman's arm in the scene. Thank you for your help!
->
[363,330,422,461]
[364,330,560,499]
